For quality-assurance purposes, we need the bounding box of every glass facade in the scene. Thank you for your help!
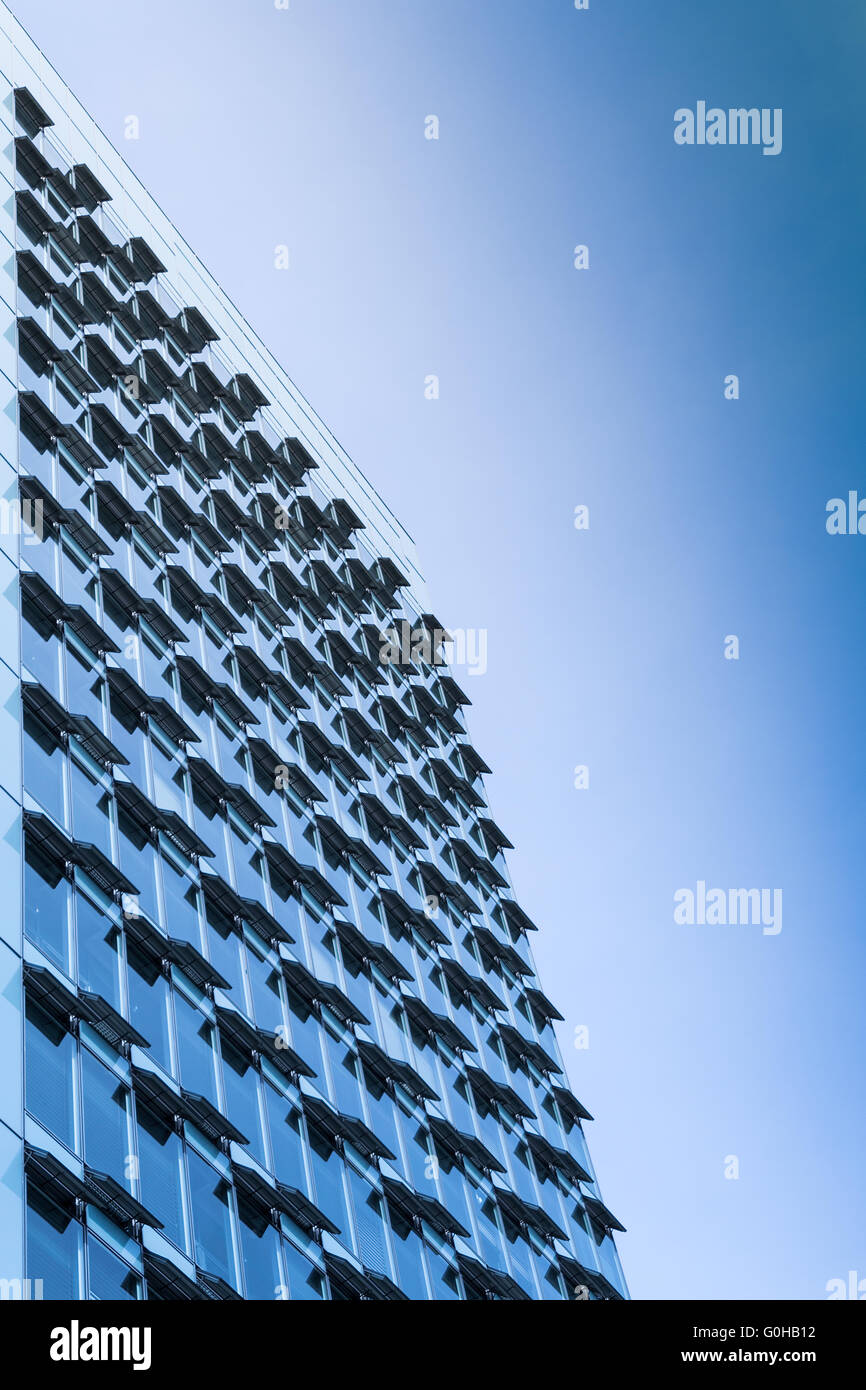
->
[0,9,627,1301]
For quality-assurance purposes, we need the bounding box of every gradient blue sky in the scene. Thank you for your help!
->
[9,0,865,1299]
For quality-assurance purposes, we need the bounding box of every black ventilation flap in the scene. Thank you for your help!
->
[499,899,539,935]
[121,235,167,282]
[498,1021,562,1076]
[525,1130,592,1186]
[195,1269,242,1301]
[551,1084,594,1126]
[427,1115,506,1174]
[82,1167,163,1231]
[23,810,136,896]
[334,917,412,984]
[142,1251,206,1301]
[281,957,370,1027]
[583,1194,626,1235]
[24,1146,88,1211]
[15,192,55,241]
[303,1095,395,1162]
[403,995,476,1055]
[23,963,82,1027]
[439,957,506,1016]
[464,1065,533,1120]
[472,924,531,978]
[180,1089,248,1147]
[178,306,219,352]
[525,984,564,1024]
[15,87,54,135]
[495,1185,566,1242]
[71,163,111,210]
[356,1038,439,1103]
[382,1175,470,1240]
[274,1182,339,1236]
[107,665,200,745]
[22,682,126,768]
[455,1252,531,1302]
[79,989,150,1051]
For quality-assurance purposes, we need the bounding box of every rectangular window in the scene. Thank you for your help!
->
[428,1247,462,1301]
[282,1238,325,1301]
[126,942,172,1073]
[229,821,267,906]
[66,645,104,728]
[285,985,323,1079]
[25,839,72,972]
[117,810,160,924]
[25,998,76,1150]
[26,1184,81,1300]
[76,894,121,1012]
[264,1085,307,1192]
[136,1100,186,1252]
[237,1195,282,1301]
[307,1125,350,1240]
[160,850,201,946]
[245,942,283,1032]
[362,1069,403,1175]
[23,710,66,824]
[221,1040,264,1163]
[174,993,218,1104]
[61,541,97,614]
[205,902,246,1000]
[387,1207,428,1300]
[81,1047,131,1182]
[347,1169,388,1274]
[150,735,187,820]
[87,1235,141,1300]
[70,760,112,859]
[109,689,147,789]
[325,1032,361,1120]
[187,1148,236,1287]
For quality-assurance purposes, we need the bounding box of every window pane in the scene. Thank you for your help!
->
[22,615,61,699]
[109,690,147,788]
[428,1248,462,1300]
[326,1033,361,1119]
[245,944,283,1031]
[24,840,71,973]
[136,1101,186,1252]
[76,896,121,1012]
[307,1126,349,1238]
[205,903,245,999]
[221,1040,264,1162]
[284,986,322,1079]
[118,811,160,923]
[87,1236,141,1300]
[187,1148,236,1287]
[348,1169,387,1274]
[387,1207,428,1300]
[174,994,218,1104]
[25,998,76,1150]
[282,1239,325,1300]
[70,762,112,858]
[264,1086,306,1191]
[150,739,187,819]
[23,713,65,822]
[66,647,104,727]
[237,1195,282,1302]
[26,1185,81,1300]
[160,853,200,946]
[126,943,172,1073]
[81,1047,130,1182]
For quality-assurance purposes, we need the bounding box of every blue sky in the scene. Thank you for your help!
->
[8,0,866,1298]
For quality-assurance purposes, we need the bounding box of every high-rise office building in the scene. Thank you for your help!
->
[0,4,627,1301]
